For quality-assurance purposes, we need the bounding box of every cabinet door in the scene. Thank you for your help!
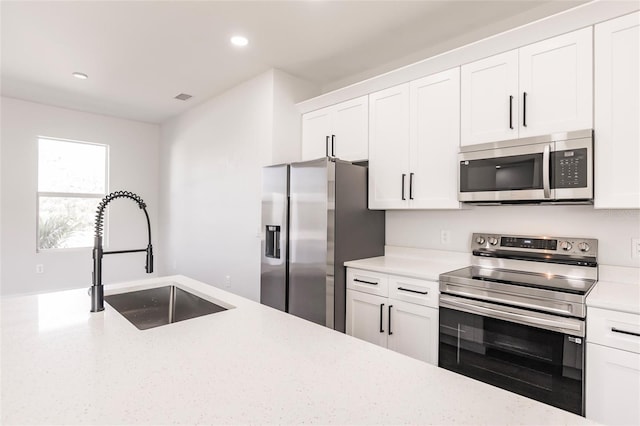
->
[409,68,461,209]
[332,96,369,161]
[594,12,640,209]
[301,107,331,161]
[368,84,410,209]
[586,343,640,425]
[346,290,387,348]
[518,27,593,137]
[460,50,519,146]
[387,300,438,364]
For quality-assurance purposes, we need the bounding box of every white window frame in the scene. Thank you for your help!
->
[36,137,109,252]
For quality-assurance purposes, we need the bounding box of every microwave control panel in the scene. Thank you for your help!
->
[552,148,588,188]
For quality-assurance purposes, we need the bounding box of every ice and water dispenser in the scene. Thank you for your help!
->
[265,225,281,259]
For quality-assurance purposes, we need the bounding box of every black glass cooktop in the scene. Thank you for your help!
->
[443,266,597,295]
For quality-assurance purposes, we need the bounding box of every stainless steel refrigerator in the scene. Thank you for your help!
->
[260,157,385,332]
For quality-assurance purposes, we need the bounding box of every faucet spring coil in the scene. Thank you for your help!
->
[94,190,147,238]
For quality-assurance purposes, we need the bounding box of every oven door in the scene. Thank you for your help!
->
[459,141,553,202]
[439,296,584,415]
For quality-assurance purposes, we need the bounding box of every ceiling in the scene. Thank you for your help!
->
[1,0,587,124]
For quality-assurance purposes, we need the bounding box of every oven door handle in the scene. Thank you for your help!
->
[439,294,584,337]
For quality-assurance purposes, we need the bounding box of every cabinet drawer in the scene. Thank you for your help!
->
[587,307,640,354]
[389,275,439,308]
[347,268,389,297]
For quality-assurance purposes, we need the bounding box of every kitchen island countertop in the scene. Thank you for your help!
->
[1,275,594,425]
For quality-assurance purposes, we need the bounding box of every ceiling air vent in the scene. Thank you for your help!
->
[174,93,192,101]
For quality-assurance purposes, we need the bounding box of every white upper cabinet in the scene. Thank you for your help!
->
[369,68,461,210]
[301,96,368,161]
[461,27,593,146]
[518,27,593,137]
[461,50,519,146]
[368,84,411,209]
[301,108,331,160]
[409,68,461,209]
[594,11,640,209]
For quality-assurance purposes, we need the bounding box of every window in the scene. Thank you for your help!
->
[37,137,108,250]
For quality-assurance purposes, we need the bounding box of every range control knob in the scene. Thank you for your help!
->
[488,237,499,246]
[560,241,573,251]
[475,236,486,245]
[578,242,590,252]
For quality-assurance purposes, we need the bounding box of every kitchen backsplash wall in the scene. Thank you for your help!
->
[387,205,640,268]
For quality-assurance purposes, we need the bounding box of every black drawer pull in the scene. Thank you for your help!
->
[354,278,378,286]
[379,303,385,333]
[397,286,428,295]
[388,305,393,335]
[611,327,640,337]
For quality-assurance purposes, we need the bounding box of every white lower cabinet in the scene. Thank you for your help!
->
[586,306,640,425]
[346,268,439,365]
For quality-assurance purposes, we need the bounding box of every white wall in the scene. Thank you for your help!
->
[387,206,640,267]
[158,69,316,301]
[0,97,160,296]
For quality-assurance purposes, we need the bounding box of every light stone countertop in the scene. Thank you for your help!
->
[587,265,640,314]
[1,275,594,425]
[344,247,471,281]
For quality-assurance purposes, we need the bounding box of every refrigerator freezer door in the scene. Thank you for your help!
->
[289,158,334,327]
[260,164,289,311]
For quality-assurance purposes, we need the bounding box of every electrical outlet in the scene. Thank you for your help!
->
[440,230,451,245]
[35,264,44,274]
[632,238,640,259]
[225,275,231,288]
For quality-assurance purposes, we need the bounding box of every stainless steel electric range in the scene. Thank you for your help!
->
[439,233,598,416]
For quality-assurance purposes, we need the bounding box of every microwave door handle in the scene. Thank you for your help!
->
[543,144,551,199]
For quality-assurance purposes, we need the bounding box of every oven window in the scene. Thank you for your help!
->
[460,153,543,192]
[439,307,584,415]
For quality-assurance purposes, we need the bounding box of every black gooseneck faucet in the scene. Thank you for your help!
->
[90,191,153,312]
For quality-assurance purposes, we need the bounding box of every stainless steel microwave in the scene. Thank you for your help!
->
[458,129,593,204]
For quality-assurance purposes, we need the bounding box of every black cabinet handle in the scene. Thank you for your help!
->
[354,278,378,286]
[379,303,385,333]
[388,305,393,335]
[509,95,514,130]
[397,286,428,295]
[612,327,640,337]
[331,135,335,157]
[523,92,527,127]
[409,173,414,200]
[325,136,329,157]
[401,174,406,200]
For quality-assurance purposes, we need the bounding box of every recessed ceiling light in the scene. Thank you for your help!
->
[72,72,88,80]
[230,36,248,47]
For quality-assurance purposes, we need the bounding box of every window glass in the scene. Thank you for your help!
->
[37,138,107,250]
[38,139,106,194]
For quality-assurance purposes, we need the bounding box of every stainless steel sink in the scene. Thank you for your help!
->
[105,285,228,330]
